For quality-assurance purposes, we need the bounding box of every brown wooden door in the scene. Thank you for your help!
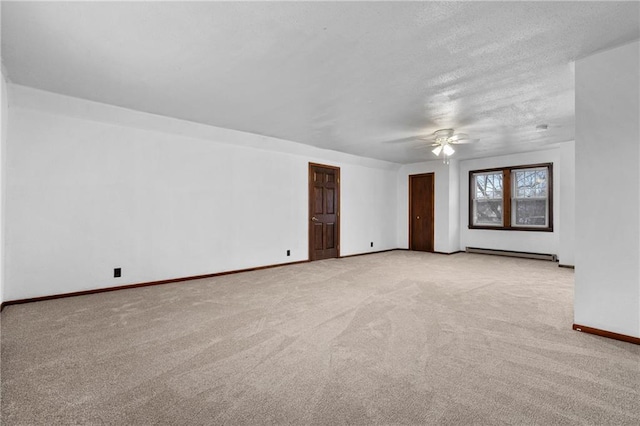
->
[409,173,434,252]
[309,163,340,261]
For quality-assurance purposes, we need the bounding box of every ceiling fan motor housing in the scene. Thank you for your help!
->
[434,129,454,143]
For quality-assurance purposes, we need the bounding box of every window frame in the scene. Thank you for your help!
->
[468,163,553,232]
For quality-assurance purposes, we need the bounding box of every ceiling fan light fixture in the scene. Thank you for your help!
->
[427,128,477,163]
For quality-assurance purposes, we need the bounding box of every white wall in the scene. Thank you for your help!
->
[448,160,460,252]
[342,164,398,254]
[2,84,582,304]
[459,148,568,257]
[575,40,640,338]
[397,160,460,253]
[5,85,399,301]
[559,141,575,266]
[1,65,8,305]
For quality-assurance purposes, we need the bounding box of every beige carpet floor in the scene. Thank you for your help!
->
[1,251,639,425]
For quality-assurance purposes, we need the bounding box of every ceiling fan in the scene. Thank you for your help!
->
[426,129,478,163]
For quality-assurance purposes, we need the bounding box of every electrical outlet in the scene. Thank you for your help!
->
[286,250,290,256]
[114,268,121,278]
[370,242,373,247]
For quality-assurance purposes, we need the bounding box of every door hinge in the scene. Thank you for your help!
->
[337,178,340,183]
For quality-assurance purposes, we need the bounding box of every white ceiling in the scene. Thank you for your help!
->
[2,1,639,164]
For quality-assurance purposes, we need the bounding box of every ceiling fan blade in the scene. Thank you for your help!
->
[448,133,469,142]
[382,136,423,145]
[450,138,479,145]
[416,136,436,143]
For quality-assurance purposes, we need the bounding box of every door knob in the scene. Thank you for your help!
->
[311,216,318,221]
[417,216,420,219]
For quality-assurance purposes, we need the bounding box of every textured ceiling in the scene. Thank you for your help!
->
[2,1,639,164]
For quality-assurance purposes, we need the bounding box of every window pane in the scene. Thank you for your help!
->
[474,172,503,199]
[474,200,503,225]
[513,199,547,226]
[513,168,547,198]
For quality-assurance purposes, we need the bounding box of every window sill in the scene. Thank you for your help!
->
[468,225,553,232]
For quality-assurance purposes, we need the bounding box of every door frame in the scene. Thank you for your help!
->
[308,162,341,261]
[408,172,435,252]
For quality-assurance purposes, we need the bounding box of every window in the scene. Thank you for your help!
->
[472,171,503,226]
[469,163,552,231]
[511,167,549,228]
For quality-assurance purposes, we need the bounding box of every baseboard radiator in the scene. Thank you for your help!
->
[466,247,557,262]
